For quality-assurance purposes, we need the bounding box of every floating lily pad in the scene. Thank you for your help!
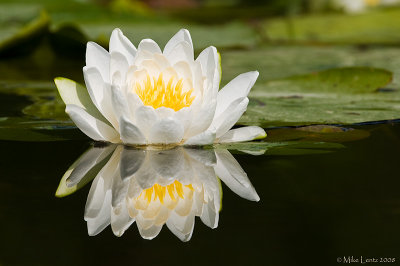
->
[239,67,400,127]
[0,81,83,141]
[221,46,400,89]
[262,7,400,45]
[0,3,49,57]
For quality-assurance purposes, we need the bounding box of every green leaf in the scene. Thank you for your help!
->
[262,7,400,45]
[240,67,399,127]
[0,4,49,56]
[0,81,84,141]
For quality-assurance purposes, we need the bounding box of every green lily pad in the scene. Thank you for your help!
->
[262,7,400,45]
[51,21,259,52]
[0,3,49,56]
[220,46,400,89]
[0,81,84,141]
[240,67,400,127]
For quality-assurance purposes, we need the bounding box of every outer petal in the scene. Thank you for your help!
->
[196,46,220,96]
[148,118,184,144]
[214,149,259,201]
[184,128,216,145]
[83,66,119,128]
[134,105,158,137]
[119,116,146,145]
[215,71,258,118]
[109,28,137,65]
[55,77,108,125]
[218,126,266,143]
[66,145,115,187]
[86,42,110,83]
[65,104,119,142]
[166,211,195,242]
[211,97,249,138]
[55,145,116,198]
[111,85,134,122]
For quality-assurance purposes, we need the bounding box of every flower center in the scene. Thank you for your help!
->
[134,73,195,111]
[137,180,194,204]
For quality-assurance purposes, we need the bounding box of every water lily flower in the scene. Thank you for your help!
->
[54,28,266,145]
[56,145,259,241]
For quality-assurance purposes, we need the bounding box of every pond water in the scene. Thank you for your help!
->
[0,121,399,266]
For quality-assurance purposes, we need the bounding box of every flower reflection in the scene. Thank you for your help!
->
[56,145,259,241]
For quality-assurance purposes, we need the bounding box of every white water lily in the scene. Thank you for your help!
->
[56,145,259,241]
[54,28,266,145]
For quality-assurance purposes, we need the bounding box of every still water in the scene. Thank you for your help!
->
[0,121,399,266]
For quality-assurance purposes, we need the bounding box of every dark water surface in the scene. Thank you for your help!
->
[0,122,399,266]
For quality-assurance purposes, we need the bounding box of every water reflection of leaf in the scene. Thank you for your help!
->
[214,140,345,156]
[56,145,259,241]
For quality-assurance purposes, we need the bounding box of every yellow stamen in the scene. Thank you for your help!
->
[137,180,194,204]
[134,73,195,111]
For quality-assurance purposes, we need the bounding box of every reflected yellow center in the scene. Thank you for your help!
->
[138,180,194,204]
[135,73,195,111]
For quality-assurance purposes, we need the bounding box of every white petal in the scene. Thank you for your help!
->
[85,148,121,219]
[200,200,219,229]
[148,118,184,144]
[120,148,146,179]
[183,99,217,138]
[86,42,110,82]
[111,204,134,237]
[163,29,193,56]
[86,190,112,236]
[215,71,258,118]
[184,128,216,145]
[138,39,162,54]
[218,126,266,143]
[137,224,163,240]
[212,97,249,138]
[214,149,259,201]
[109,28,136,64]
[196,46,220,95]
[83,66,119,128]
[110,51,129,86]
[154,106,175,119]
[119,116,146,145]
[54,78,107,124]
[184,148,217,166]
[66,145,115,187]
[111,85,133,122]
[173,61,193,81]
[65,104,119,142]
[134,105,158,137]
[164,41,194,66]
[150,149,185,182]
[166,212,195,242]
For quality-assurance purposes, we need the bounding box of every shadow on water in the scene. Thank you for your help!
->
[0,122,399,265]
